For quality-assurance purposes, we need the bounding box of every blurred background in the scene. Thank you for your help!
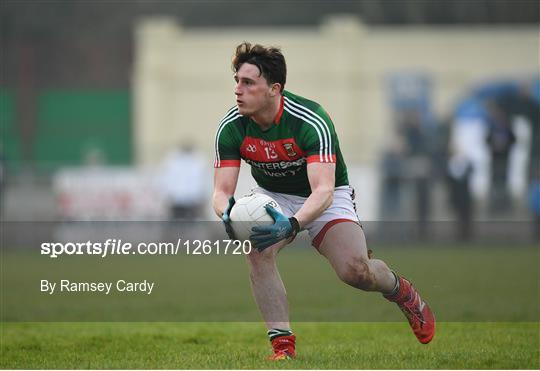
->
[1,0,539,242]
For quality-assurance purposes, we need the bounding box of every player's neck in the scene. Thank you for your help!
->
[251,94,282,131]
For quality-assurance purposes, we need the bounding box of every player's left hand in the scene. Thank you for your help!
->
[221,196,236,240]
[250,205,300,251]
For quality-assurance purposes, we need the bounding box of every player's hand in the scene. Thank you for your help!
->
[221,196,236,239]
[250,205,300,251]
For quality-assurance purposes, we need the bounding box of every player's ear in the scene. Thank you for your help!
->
[269,83,281,97]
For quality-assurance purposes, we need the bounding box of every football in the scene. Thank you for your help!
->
[229,193,282,242]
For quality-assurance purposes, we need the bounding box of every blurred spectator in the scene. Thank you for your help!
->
[398,108,433,238]
[449,79,538,238]
[501,82,540,239]
[383,72,436,236]
[379,136,406,219]
[158,142,208,220]
[485,98,516,213]
[451,98,491,203]
[501,83,540,181]
[430,116,452,180]
[447,152,474,241]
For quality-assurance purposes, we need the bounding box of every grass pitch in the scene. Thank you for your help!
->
[1,244,539,368]
[1,322,538,369]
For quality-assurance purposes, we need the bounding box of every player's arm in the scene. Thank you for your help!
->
[213,109,241,218]
[293,162,335,228]
[212,166,240,217]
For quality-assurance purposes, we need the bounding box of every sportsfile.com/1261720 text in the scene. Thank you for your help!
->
[40,239,253,258]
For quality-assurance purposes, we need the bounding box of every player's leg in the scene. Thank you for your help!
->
[315,219,435,344]
[245,239,290,329]
[317,221,395,292]
[245,239,296,359]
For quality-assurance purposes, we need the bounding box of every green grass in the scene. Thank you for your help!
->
[1,245,539,368]
[2,246,539,322]
[1,322,538,369]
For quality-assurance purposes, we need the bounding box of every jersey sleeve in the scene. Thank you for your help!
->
[297,106,338,164]
[214,110,242,168]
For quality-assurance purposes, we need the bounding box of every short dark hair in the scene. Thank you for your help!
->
[232,42,286,92]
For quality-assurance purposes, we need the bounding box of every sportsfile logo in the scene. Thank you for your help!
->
[40,238,252,258]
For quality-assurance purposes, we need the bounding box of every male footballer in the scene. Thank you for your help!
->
[213,42,435,360]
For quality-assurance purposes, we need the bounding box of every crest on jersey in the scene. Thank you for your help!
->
[283,143,296,157]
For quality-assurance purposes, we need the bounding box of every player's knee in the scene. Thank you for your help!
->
[338,258,376,291]
[246,251,275,275]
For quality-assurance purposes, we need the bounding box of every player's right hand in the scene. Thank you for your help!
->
[221,196,236,239]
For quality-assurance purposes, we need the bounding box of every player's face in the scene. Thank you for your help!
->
[234,63,273,116]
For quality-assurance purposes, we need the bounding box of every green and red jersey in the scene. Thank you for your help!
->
[214,90,349,197]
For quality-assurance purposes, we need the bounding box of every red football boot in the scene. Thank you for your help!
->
[385,276,435,344]
[267,335,296,360]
